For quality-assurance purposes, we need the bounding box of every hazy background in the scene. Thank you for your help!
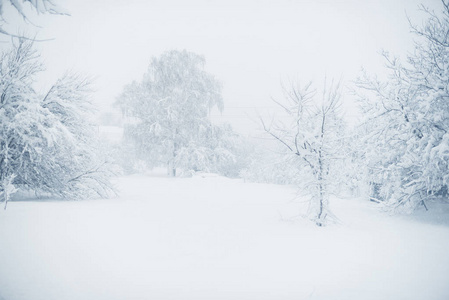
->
[0,0,440,135]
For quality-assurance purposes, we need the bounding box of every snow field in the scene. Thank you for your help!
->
[1,173,449,300]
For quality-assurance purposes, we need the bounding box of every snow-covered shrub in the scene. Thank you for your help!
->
[187,123,249,178]
[0,40,115,205]
[0,174,17,209]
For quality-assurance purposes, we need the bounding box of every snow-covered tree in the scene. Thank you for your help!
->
[116,50,224,176]
[339,124,372,198]
[0,40,114,208]
[262,80,345,226]
[0,0,67,38]
[356,0,449,212]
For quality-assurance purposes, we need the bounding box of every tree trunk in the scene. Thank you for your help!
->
[167,161,176,177]
[316,150,325,226]
[316,111,327,226]
[169,140,178,177]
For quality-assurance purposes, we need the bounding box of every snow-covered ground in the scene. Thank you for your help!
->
[1,172,449,300]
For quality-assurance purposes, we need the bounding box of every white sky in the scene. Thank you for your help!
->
[0,0,441,135]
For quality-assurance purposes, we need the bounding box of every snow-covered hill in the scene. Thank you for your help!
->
[1,173,448,300]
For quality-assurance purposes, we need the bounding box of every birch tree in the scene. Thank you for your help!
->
[116,50,223,176]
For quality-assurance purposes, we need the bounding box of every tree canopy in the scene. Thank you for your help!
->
[116,50,225,176]
[0,40,114,208]
[357,0,449,212]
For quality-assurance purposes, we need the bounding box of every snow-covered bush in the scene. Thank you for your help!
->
[0,40,115,207]
[179,123,249,178]
[0,174,17,209]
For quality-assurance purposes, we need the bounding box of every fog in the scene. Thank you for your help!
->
[0,0,439,134]
[2,1,449,299]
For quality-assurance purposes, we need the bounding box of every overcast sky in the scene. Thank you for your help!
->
[0,0,441,134]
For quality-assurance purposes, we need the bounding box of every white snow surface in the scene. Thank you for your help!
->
[1,171,449,300]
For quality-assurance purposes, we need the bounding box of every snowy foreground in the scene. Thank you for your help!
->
[1,173,449,300]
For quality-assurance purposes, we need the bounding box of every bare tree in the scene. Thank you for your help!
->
[262,80,344,226]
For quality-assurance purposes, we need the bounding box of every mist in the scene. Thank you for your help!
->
[1,1,449,299]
